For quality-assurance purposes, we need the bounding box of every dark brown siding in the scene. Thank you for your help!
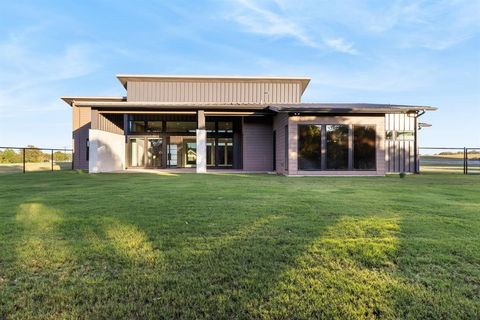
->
[273,113,289,174]
[72,105,91,170]
[242,117,274,171]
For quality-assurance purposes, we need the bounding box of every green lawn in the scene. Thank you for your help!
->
[0,172,479,319]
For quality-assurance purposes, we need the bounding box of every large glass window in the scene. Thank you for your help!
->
[396,131,414,141]
[147,138,163,168]
[218,122,233,133]
[129,138,145,167]
[207,139,215,166]
[167,137,196,168]
[129,121,145,133]
[298,125,322,170]
[206,122,216,133]
[146,121,163,132]
[354,125,376,170]
[217,138,233,166]
[166,121,197,133]
[326,125,349,170]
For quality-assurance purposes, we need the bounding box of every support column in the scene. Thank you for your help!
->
[196,110,207,173]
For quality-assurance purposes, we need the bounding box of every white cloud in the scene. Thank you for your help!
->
[324,38,358,55]
[0,30,99,117]
[225,0,358,54]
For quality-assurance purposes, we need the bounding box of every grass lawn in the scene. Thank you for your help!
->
[0,172,479,319]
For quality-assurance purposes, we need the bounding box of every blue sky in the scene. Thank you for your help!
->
[0,0,479,149]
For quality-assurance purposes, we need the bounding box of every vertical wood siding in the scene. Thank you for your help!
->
[127,81,301,103]
[242,117,274,171]
[385,113,416,173]
[96,113,124,134]
[72,105,91,170]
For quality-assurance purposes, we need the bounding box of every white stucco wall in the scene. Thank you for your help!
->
[89,129,125,173]
[196,129,207,173]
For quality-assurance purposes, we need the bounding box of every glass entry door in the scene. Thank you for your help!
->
[167,136,197,168]
[129,137,164,168]
[147,138,163,168]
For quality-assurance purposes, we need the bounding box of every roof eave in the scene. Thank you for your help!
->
[61,96,126,107]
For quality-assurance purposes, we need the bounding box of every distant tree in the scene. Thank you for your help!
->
[0,149,22,163]
[25,145,49,163]
[53,151,72,162]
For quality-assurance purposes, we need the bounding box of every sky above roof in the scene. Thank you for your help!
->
[0,0,479,148]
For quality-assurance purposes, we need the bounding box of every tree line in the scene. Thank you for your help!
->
[0,146,72,163]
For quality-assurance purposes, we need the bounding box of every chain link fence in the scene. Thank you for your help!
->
[0,146,73,174]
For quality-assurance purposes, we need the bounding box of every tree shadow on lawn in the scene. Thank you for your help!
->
[3,173,479,319]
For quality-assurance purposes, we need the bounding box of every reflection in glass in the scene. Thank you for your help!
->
[147,138,163,168]
[206,122,216,133]
[167,137,196,168]
[207,138,215,166]
[129,138,145,167]
[298,125,322,170]
[129,121,145,133]
[217,138,233,166]
[385,131,394,140]
[166,121,197,133]
[147,121,163,132]
[396,131,414,141]
[218,122,233,133]
[326,125,349,170]
[185,142,197,165]
[354,125,376,170]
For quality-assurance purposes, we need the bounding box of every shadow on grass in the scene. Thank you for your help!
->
[2,172,479,319]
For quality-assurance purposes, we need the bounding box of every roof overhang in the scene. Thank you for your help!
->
[61,96,126,107]
[66,101,437,114]
[116,74,311,94]
[72,101,271,111]
[268,103,437,114]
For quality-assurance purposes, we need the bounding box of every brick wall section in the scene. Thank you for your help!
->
[242,117,274,172]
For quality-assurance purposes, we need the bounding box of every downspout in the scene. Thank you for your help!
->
[414,110,426,174]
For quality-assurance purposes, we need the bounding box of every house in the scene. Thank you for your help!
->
[62,75,436,175]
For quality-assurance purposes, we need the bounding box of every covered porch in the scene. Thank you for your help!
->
[87,106,274,174]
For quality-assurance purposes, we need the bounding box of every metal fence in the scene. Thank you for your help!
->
[419,147,480,174]
[0,146,73,174]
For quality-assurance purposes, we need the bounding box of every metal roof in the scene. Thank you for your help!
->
[66,100,437,114]
[268,103,437,113]
[72,101,269,110]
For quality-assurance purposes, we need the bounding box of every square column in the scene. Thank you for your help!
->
[196,110,207,173]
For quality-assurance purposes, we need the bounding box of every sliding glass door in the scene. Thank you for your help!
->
[129,138,145,167]
[326,125,349,170]
[129,137,164,168]
[297,124,376,171]
[353,125,376,170]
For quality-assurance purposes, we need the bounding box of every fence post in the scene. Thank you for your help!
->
[23,148,25,173]
[463,147,467,175]
[51,149,54,171]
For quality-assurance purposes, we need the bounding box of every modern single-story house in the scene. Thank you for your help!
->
[62,75,436,176]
